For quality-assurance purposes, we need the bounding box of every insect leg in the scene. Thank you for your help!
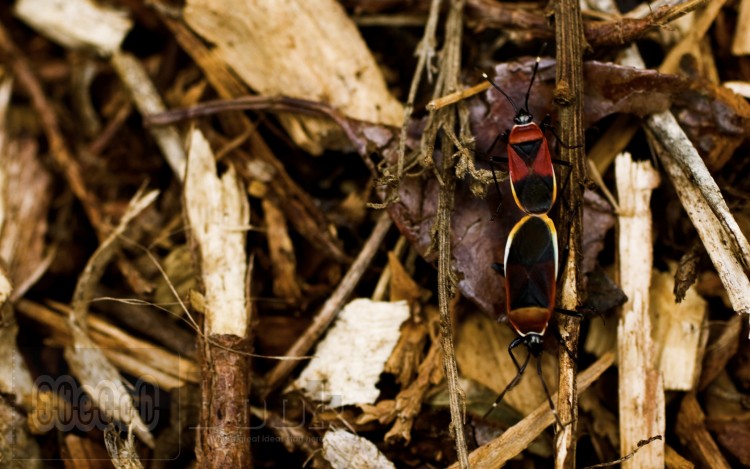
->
[536,355,566,429]
[483,338,530,418]
[541,114,583,149]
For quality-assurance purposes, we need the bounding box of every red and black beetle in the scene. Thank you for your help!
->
[482,55,571,216]
[481,55,578,422]
[485,213,565,420]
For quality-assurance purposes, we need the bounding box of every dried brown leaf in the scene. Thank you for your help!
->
[388,251,421,305]
[473,59,750,171]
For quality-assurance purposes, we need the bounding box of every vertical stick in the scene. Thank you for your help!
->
[615,153,665,468]
[418,0,470,465]
[553,0,586,466]
[434,1,470,463]
[185,129,252,468]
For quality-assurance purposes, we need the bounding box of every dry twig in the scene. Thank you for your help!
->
[449,352,615,469]
[465,0,709,47]
[184,129,252,467]
[675,393,731,468]
[553,0,587,465]
[261,212,392,396]
[419,0,472,465]
[0,20,106,235]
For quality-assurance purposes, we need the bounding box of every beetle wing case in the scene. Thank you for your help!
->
[507,123,557,215]
[503,215,558,335]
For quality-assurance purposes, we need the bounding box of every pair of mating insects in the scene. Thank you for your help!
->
[479,56,581,424]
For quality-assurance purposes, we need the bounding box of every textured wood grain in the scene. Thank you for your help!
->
[615,153,665,469]
[184,0,403,154]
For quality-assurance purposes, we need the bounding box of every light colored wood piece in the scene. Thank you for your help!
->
[184,128,249,337]
[14,0,131,55]
[66,189,159,449]
[647,119,750,324]
[111,52,186,179]
[650,266,708,391]
[183,0,403,154]
[294,299,410,406]
[615,153,665,469]
[724,80,750,98]
[322,429,396,469]
[733,0,750,55]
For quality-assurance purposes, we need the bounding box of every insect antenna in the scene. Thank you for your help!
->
[481,72,520,116]
[524,54,542,113]
[523,42,548,113]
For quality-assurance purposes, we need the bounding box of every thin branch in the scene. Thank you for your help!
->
[465,0,710,48]
[412,0,472,465]
[447,352,615,469]
[426,81,489,111]
[260,212,392,397]
[397,0,442,179]
[553,0,587,465]
[434,0,470,464]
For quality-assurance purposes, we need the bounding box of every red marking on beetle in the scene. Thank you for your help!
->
[482,55,562,216]
[507,124,556,215]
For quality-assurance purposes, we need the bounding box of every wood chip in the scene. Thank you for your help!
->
[615,153,665,468]
[295,298,410,406]
[699,315,742,390]
[322,429,396,469]
[14,0,131,55]
[733,0,750,55]
[184,128,252,467]
[111,52,186,179]
[183,0,403,154]
[666,444,695,469]
[0,395,41,466]
[185,128,249,337]
[650,266,708,391]
[262,198,302,302]
[675,393,731,469]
